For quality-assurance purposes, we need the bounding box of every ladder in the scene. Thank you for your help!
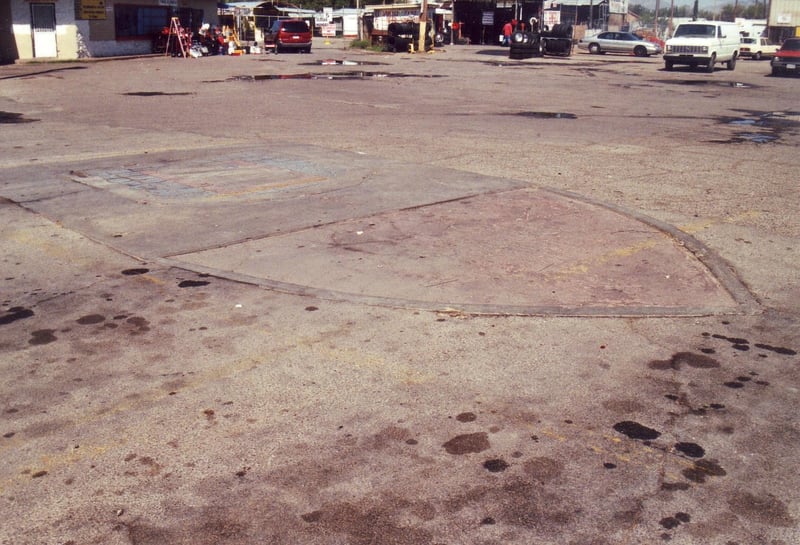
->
[165,17,189,58]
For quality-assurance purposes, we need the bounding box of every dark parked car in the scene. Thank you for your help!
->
[771,38,800,76]
[578,31,662,57]
[265,19,312,53]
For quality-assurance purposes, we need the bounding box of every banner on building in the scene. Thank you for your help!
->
[75,0,106,20]
[543,10,560,29]
[609,0,629,14]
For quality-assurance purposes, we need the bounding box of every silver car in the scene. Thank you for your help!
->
[579,31,663,57]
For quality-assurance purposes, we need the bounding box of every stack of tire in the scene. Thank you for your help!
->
[509,30,541,59]
[540,24,574,56]
[387,22,433,53]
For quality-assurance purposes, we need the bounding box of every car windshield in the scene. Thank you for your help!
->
[281,21,308,33]
[741,38,755,44]
[674,24,716,37]
[781,39,800,51]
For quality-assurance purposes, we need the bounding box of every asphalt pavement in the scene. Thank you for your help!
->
[1,41,798,545]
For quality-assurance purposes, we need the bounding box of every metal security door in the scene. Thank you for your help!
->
[31,3,57,58]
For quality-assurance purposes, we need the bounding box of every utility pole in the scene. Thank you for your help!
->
[418,0,428,53]
[654,0,660,39]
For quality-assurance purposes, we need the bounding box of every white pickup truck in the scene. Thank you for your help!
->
[739,37,779,60]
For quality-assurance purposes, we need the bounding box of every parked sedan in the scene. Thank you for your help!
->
[739,37,779,60]
[771,38,800,76]
[578,32,663,57]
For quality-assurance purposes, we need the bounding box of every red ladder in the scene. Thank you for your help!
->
[166,17,189,58]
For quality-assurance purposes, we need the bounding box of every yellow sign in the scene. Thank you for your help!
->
[76,0,106,20]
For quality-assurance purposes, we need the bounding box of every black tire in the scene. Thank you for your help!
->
[275,41,282,54]
[588,43,600,54]
[705,54,715,73]
[665,59,673,70]
[304,46,311,54]
[771,65,781,76]
[727,53,737,70]
[633,45,647,57]
[754,51,762,60]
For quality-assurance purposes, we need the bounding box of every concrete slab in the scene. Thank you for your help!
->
[8,143,752,316]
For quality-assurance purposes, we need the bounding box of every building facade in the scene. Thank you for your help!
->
[768,0,800,42]
[1,0,218,63]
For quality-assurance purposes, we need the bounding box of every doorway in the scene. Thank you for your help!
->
[31,3,57,58]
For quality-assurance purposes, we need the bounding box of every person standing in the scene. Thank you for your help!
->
[503,20,513,46]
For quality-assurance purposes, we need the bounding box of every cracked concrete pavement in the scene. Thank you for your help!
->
[1,42,798,544]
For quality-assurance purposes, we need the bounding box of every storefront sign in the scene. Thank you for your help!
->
[609,0,628,14]
[482,11,494,26]
[76,0,106,20]
[543,10,560,28]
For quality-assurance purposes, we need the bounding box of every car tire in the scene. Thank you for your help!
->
[754,51,762,60]
[726,53,736,70]
[588,43,600,54]
[705,54,715,73]
[633,45,647,57]
[771,65,780,76]
[275,41,282,54]
[665,59,673,70]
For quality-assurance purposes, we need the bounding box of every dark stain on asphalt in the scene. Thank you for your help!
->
[674,442,705,458]
[121,268,150,275]
[455,412,477,422]
[723,380,746,389]
[123,91,194,96]
[661,482,691,491]
[0,306,34,326]
[754,343,797,355]
[483,458,509,472]
[178,280,210,288]
[126,316,151,333]
[648,352,720,370]
[0,66,86,81]
[727,492,796,527]
[443,432,490,455]
[296,502,434,543]
[682,459,726,483]
[305,306,319,311]
[29,329,57,345]
[522,457,564,481]
[712,334,749,345]
[613,421,661,441]
[76,314,105,325]
[235,72,446,81]
[0,111,39,123]
[660,512,691,530]
[514,111,577,119]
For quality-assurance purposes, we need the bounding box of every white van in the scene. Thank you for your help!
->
[664,22,740,72]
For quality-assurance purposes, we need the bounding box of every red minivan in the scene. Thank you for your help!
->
[265,19,312,54]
